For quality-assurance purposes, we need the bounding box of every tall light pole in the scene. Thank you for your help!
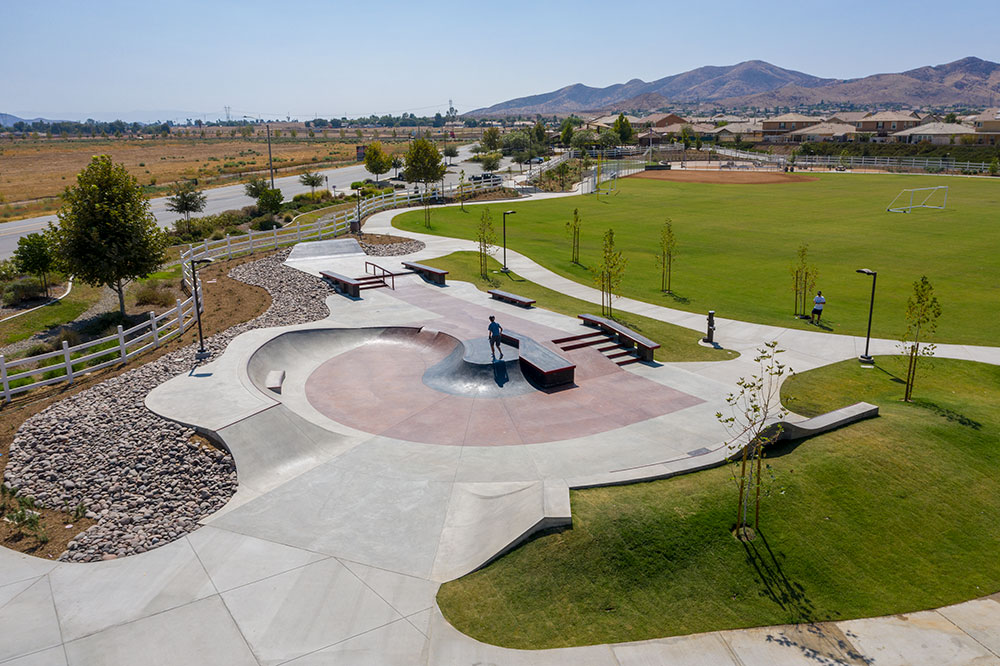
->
[243,115,275,188]
[501,210,516,273]
[856,268,877,364]
[190,258,213,360]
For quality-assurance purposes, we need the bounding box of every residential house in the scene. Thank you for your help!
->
[856,111,921,139]
[972,108,1000,144]
[707,121,763,143]
[826,111,868,128]
[639,112,687,128]
[890,122,978,145]
[787,122,857,143]
[761,113,822,139]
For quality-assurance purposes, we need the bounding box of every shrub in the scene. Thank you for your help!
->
[2,277,45,306]
[134,280,174,308]
[251,216,282,231]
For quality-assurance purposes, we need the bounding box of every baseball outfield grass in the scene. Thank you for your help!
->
[394,173,1000,346]
[436,356,1000,648]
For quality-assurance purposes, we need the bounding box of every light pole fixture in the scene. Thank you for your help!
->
[501,210,516,273]
[243,115,275,188]
[856,268,877,364]
[190,258,213,361]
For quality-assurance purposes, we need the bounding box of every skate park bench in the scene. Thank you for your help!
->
[320,271,362,298]
[401,261,448,285]
[488,289,535,308]
[501,331,575,388]
[578,314,660,362]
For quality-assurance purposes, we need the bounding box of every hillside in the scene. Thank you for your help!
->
[468,57,1000,115]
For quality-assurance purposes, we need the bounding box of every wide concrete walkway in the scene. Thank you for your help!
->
[2,192,999,665]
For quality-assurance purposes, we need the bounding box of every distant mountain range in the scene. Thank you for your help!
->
[468,57,1000,116]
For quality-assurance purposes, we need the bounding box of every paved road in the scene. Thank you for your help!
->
[0,144,513,258]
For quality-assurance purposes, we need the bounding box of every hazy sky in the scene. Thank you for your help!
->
[4,0,1000,122]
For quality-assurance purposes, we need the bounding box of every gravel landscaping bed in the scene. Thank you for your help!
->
[360,239,425,256]
[2,250,330,562]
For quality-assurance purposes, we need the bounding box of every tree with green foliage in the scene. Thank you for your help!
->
[791,243,818,317]
[680,125,692,150]
[717,341,789,540]
[944,112,958,123]
[565,208,582,265]
[533,121,547,145]
[257,188,284,216]
[299,171,324,197]
[364,141,392,185]
[403,138,447,228]
[656,218,677,293]
[165,181,207,235]
[990,157,998,176]
[476,207,497,279]
[13,233,55,297]
[560,119,575,146]
[458,170,468,211]
[480,152,502,174]
[391,156,403,178]
[612,113,634,144]
[571,130,597,153]
[51,155,167,318]
[594,228,626,318]
[902,276,942,402]
[244,177,269,199]
[598,129,619,149]
[481,126,502,152]
[554,160,571,190]
[443,145,459,165]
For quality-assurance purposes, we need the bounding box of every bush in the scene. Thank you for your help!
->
[134,280,175,308]
[2,277,45,306]
[251,216,283,231]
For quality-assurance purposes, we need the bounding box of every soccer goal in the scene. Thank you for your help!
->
[886,186,948,213]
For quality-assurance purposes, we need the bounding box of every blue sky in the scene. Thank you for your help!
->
[4,0,999,122]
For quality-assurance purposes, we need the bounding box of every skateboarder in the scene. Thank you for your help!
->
[488,315,503,359]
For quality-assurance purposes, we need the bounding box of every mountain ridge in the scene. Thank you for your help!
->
[468,57,1000,116]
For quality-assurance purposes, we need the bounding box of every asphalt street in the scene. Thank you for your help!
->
[0,144,515,258]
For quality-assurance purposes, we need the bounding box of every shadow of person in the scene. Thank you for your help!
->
[492,359,509,387]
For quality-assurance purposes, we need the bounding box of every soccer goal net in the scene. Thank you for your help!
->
[887,186,948,213]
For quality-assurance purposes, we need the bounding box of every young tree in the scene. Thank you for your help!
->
[481,126,502,152]
[680,125,692,150]
[612,113,634,144]
[560,118,575,146]
[51,155,167,318]
[443,145,459,165]
[565,207,582,265]
[480,152,502,174]
[244,177,269,199]
[13,233,55,297]
[990,157,999,177]
[458,170,468,211]
[791,243,818,318]
[391,156,403,179]
[403,138,447,229]
[901,276,942,402]
[299,171,324,197]
[165,181,207,235]
[656,218,678,293]
[533,120,547,145]
[594,228,626,318]
[476,207,497,278]
[256,188,284,217]
[717,342,789,540]
[364,141,392,185]
[554,160,571,190]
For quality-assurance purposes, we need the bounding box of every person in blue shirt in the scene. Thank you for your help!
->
[488,315,503,359]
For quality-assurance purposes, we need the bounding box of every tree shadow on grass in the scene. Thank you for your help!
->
[742,531,815,623]
[875,364,906,385]
[911,399,982,430]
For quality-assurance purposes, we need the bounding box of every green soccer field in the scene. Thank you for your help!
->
[393,173,1000,346]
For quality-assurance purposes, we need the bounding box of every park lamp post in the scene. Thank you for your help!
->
[242,115,275,188]
[501,210,516,273]
[190,258,213,361]
[856,268,877,364]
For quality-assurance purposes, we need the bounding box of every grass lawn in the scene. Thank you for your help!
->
[437,355,1000,648]
[421,252,736,362]
[0,283,103,347]
[393,174,1000,346]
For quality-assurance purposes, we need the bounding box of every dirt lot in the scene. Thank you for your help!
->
[0,137,406,205]
[0,254,271,559]
[631,169,818,185]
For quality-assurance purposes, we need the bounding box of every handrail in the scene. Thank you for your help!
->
[364,261,394,290]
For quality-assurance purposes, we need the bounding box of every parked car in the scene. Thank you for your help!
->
[528,156,544,164]
[470,173,502,183]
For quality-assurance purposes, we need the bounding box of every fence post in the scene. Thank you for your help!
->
[62,340,74,384]
[0,355,9,403]
[273,226,278,248]
[176,298,185,333]
[249,231,254,253]
[226,235,232,260]
[117,325,127,364]
[150,311,159,347]
[296,224,302,242]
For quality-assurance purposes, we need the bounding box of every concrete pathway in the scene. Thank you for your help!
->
[2,192,1000,664]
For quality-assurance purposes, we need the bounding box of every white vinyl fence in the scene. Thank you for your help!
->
[713,146,995,174]
[0,293,201,402]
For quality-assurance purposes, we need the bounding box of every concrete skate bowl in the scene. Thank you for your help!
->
[246,326,705,447]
